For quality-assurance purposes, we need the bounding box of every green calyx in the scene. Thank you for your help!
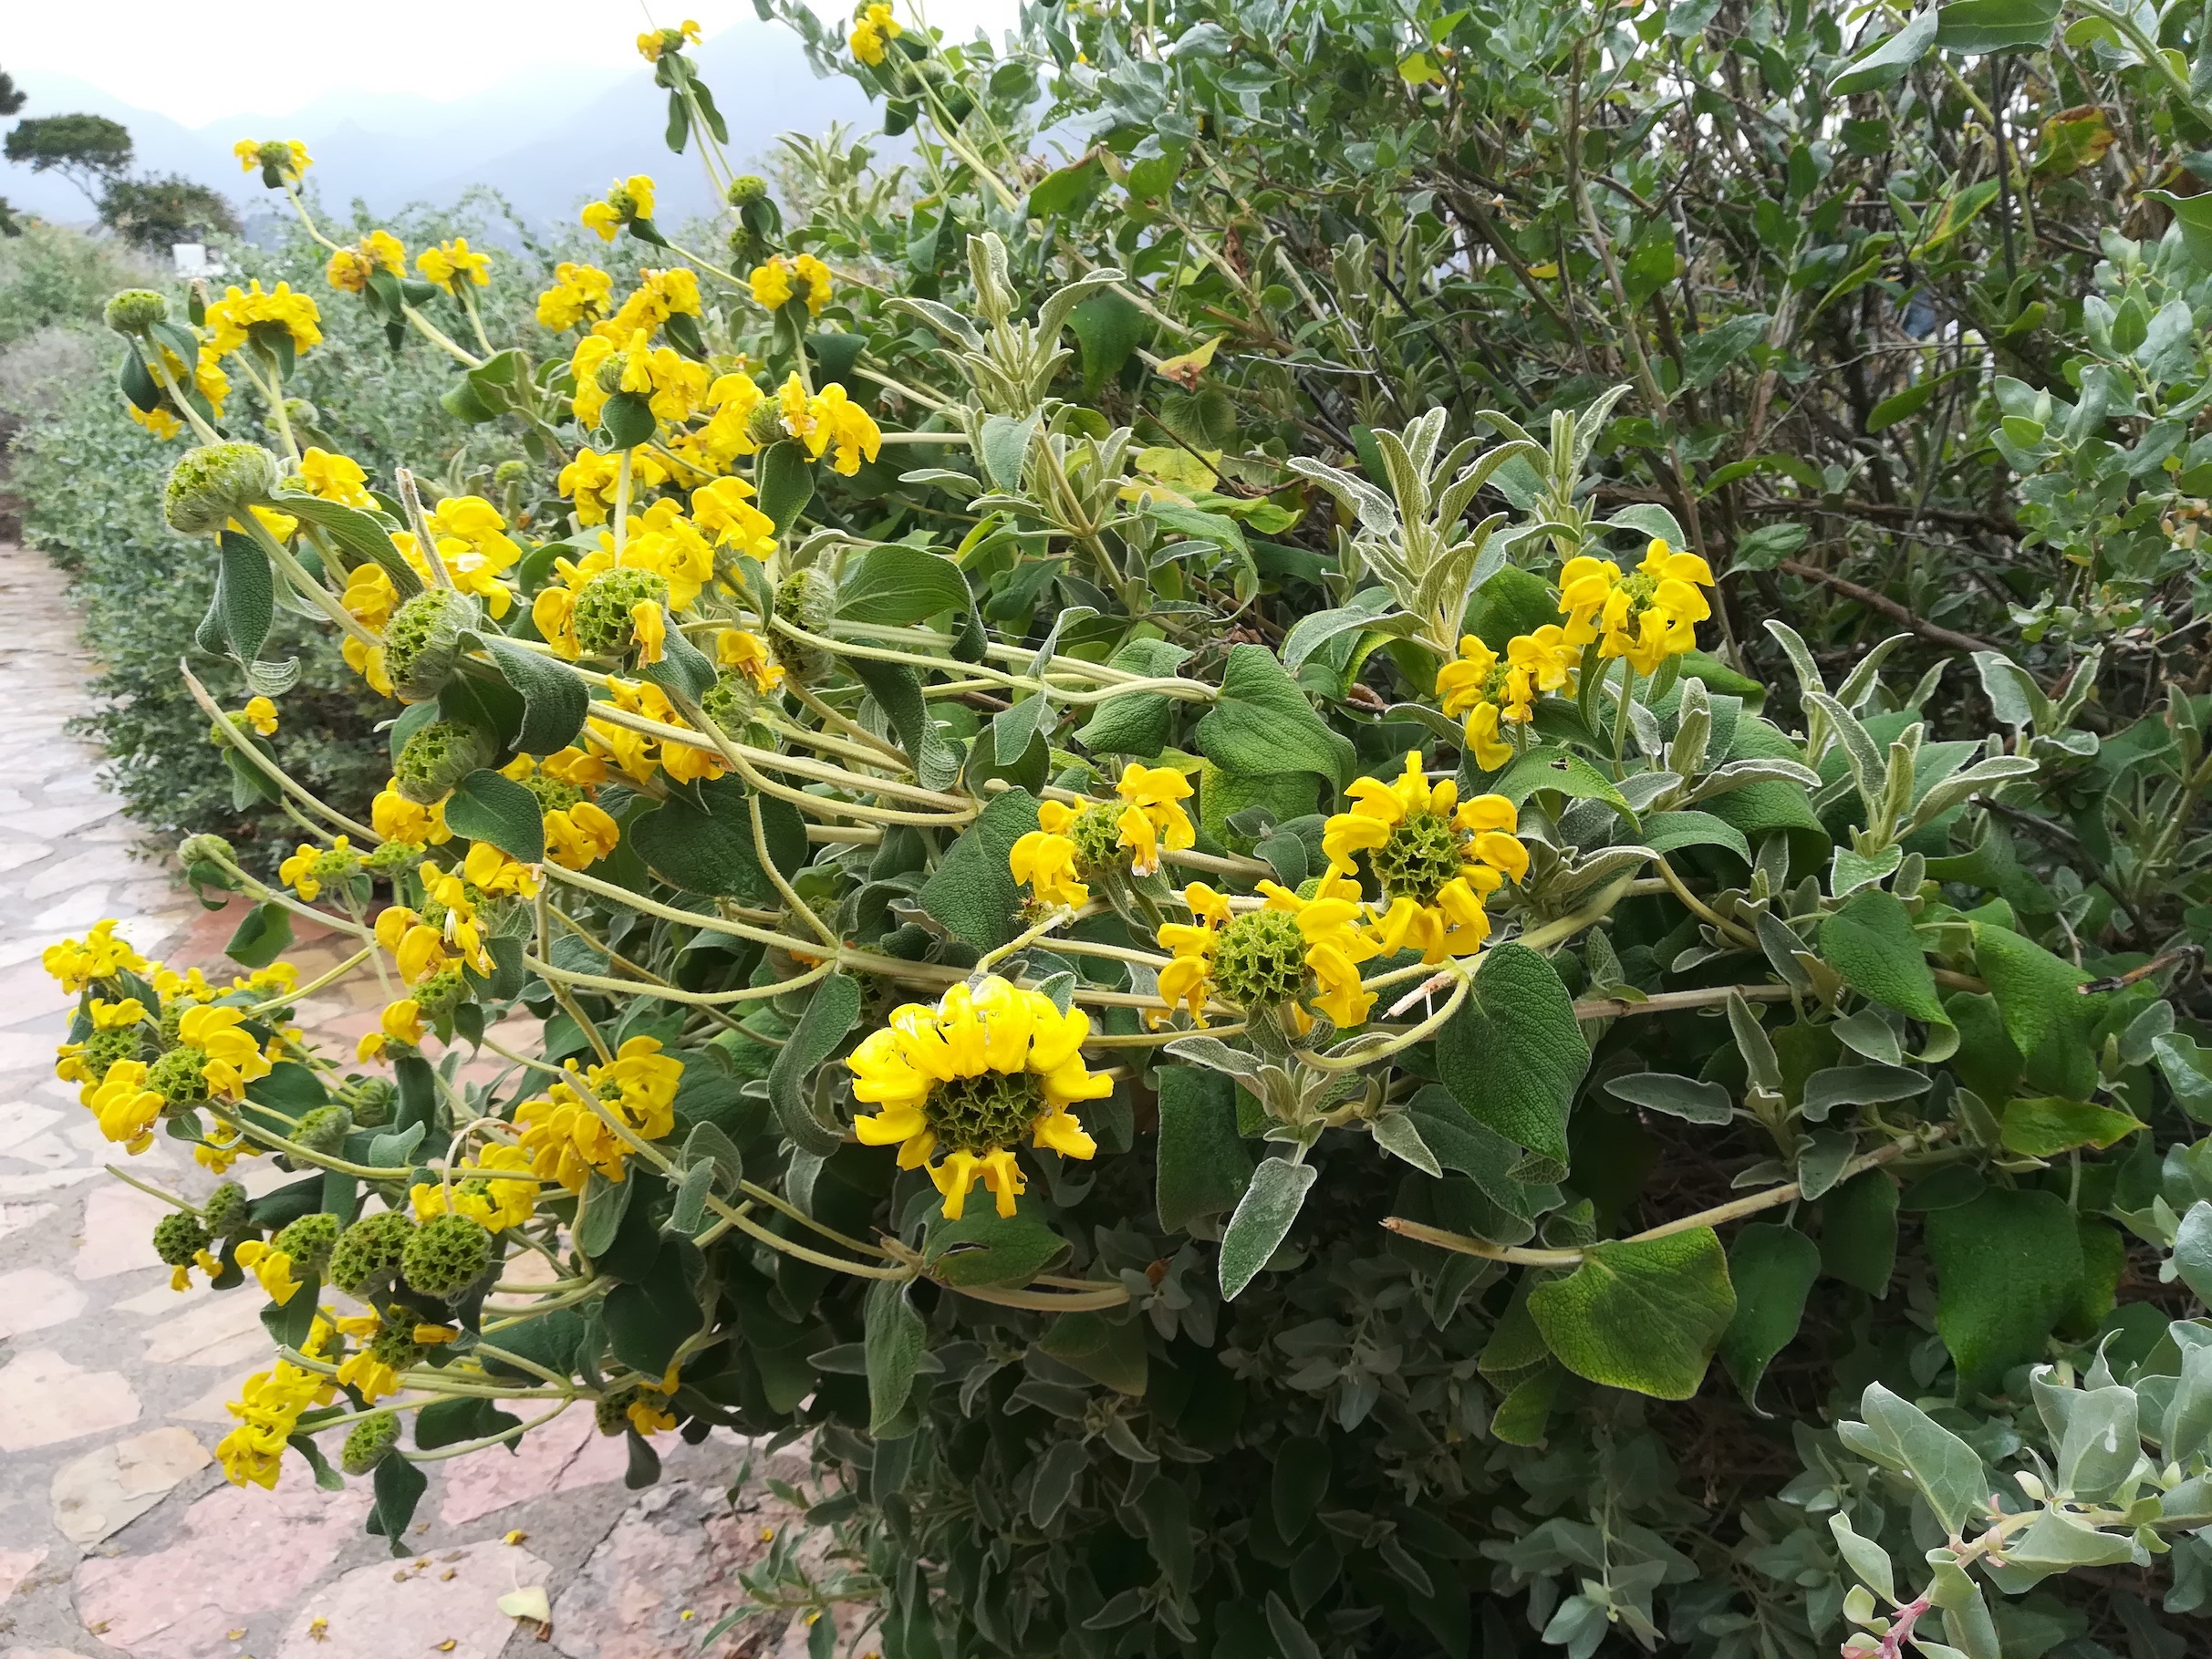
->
[412,966,469,1021]
[340,1074,398,1128]
[1368,811,1464,907]
[328,1209,414,1296]
[1211,908,1310,1009]
[394,720,495,805]
[572,567,670,658]
[1066,803,1127,873]
[163,442,279,536]
[202,1180,252,1237]
[700,675,759,734]
[274,1210,341,1274]
[400,1212,493,1298]
[924,1069,1047,1156]
[369,1322,428,1372]
[775,566,838,679]
[147,1045,210,1108]
[520,772,584,814]
[105,288,170,334]
[594,1386,639,1436]
[79,1026,143,1080]
[381,588,478,705]
[293,1104,353,1154]
[341,1411,401,1476]
[152,1210,211,1267]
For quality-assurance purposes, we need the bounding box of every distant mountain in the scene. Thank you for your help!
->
[1,20,873,233]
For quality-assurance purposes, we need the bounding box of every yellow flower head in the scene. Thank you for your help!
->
[357,997,425,1063]
[233,139,312,183]
[796,381,882,476]
[1435,626,1576,772]
[750,254,833,317]
[410,1141,537,1232]
[1155,876,1381,1030]
[850,2,903,64]
[1009,806,1090,912]
[544,799,621,871]
[582,176,656,242]
[638,18,702,59]
[692,475,778,558]
[293,447,372,507]
[177,1003,275,1100]
[326,230,404,292]
[516,1037,683,1191]
[234,1239,303,1306]
[215,1329,335,1489]
[417,237,492,292]
[602,266,702,338]
[715,627,784,694]
[537,262,615,332]
[847,976,1109,1218]
[1559,538,1715,677]
[205,280,323,359]
[44,919,147,993]
[1320,752,1526,965]
[88,1059,163,1153]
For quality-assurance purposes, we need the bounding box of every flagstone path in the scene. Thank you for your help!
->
[0,543,816,1659]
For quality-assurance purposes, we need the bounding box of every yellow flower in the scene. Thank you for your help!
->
[280,840,320,900]
[750,257,795,311]
[638,18,702,59]
[56,997,150,1099]
[44,919,146,992]
[417,237,491,292]
[850,2,902,64]
[233,139,312,181]
[357,998,424,1063]
[237,696,279,737]
[215,1323,336,1489]
[691,476,777,558]
[1559,538,1716,677]
[847,976,1109,1219]
[516,1038,685,1191]
[234,1239,303,1306]
[1009,804,1089,911]
[536,262,615,331]
[204,280,323,359]
[372,783,452,848]
[1321,752,1526,964]
[715,627,784,693]
[582,175,656,242]
[601,266,702,338]
[1155,876,1381,1029]
[326,230,404,292]
[410,1142,537,1232]
[88,1059,163,1153]
[798,382,882,476]
[1114,762,1195,876]
[178,1003,275,1099]
[628,1390,679,1435]
[544,800,621,871]
[1436,627,1575,772]
[293,448,372,506]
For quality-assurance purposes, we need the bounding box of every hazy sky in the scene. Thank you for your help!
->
[2,0,1020,124]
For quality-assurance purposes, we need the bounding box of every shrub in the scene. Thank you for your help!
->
[39,10,2212,1659]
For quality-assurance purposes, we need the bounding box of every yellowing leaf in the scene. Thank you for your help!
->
[1155,335,1221,389]
[1527,261,1560,279]
[1398,52,1442,84]
[499,1587,552,1625]
[1133,445,1222,490]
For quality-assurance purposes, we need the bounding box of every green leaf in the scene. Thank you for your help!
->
[1272,1433,1329,1541]
[1035,1310,1148,1394]
[1926,1187,2084,1396]
[865,1278,927,1436]
[1194,644,1355,789]
[755,441,815,534]
[213,532,274,667]
[1490,745,1633,816]
[1936,0,2061,55]
[918,788,1039,950]
[1829,9,1937,96]
[923,1202,1072,1287]
[478,636,587,755]
[1822,890,1948,1025]
[1640,810,1750,861]
[1462,565,1563,650]
[1999,1096,2144,1157]
[1026,153,1106,218]
[1437,944,1588,1181]
[279,495,422,598]
[1604,1072,1733,1125]
[628,776,806,901]
[1219,1156,1316,1299]
[848,657,962,791]
[603,1255,700,1376]
[599,390,657,451]
[1156,1066,1252,1233]
[285,1433,347,1492]
[225,900,294,969]
[1680,313,1769,389]
[443,768,545,864]
[1840,1383,1989,1535]
[1972,922,2099,1099]
[1071,289,1146,398]
[766,973,860,1158]
[838,544,972,627]
[1718,1224,1821,1408]
[1074,637,1192,757]
[979,413,1038,493]
[413,1395,523,1452]
[2154,1032,2212,1124]
[1527,1228,1738,1400]
[2173,1201,2212,1304]
[366,1448,428,1554]
[1819,1170,1899,1296]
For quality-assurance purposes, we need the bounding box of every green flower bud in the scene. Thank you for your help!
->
[572,567,670,658]
[699,675,760,734]
[328,1209,414,1296]
[411,966,469,1022]
[400,1212,493,1299]
[594,1386,639,1436]
[341,1411,401,1476]
[341,1074,398,1129]
[393,720,495,805]
[594,351,632,395]
[775,566,838,680]
[518,772,583,814]
[381,588,480,705]
[106,288,171,334]
[179,833,235,867]
[728,175,770,205]
[203,1181,253,1237]
[493,459,529,485]
[1210,908,1311,1010]
[163,442,280,537]
[745,399,787,449]
[146,1045,210,1108]
[273,1210,342,1275]
[152,1210,212,1267]
[77,1024,143,1082]
[294,1104,354,1154]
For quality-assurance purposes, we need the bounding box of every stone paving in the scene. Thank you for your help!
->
[0,543,819,1659]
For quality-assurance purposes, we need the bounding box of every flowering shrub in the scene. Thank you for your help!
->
[47,5,2212,1659]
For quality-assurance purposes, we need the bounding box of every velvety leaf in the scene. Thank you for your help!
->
[1819,1170,1899,1296]
[1527,1228,1737,1400]
[766,973,860,1157]
[1219,1156,1316,1299]
[1999,1096,2144,1157]
[865,1278,927,1436]
[628,777,806,901]
[1035,1310,1148,1395]
[1437,944,1588,1181]
[1926,1187,2084,1396]
[443,768,545,864]
[838,544,973,627]
[1718,1223,1821,1408]
[1822,890,1947,1024]
[918,787,1039,949]
[1194,644,1355,789]
[1973,922,2100,1100]
[1156,1066,1252,1233]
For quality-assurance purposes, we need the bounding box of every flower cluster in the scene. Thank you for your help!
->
[326,229,406,294]
[749,253,834,316]
[849,977,1109,1218]
[515,1037,685,1191]
[417,237,493,292]
[1435,627,1575,770]
[582,174,657,242]
[1010,763,1196,909]
[204,281,324,360]
[536,261,616,331]
[215,1318,337,1488]
[1560,537,1717,676]
[1322,752,1528,962]
[1157,876,1380,1030]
